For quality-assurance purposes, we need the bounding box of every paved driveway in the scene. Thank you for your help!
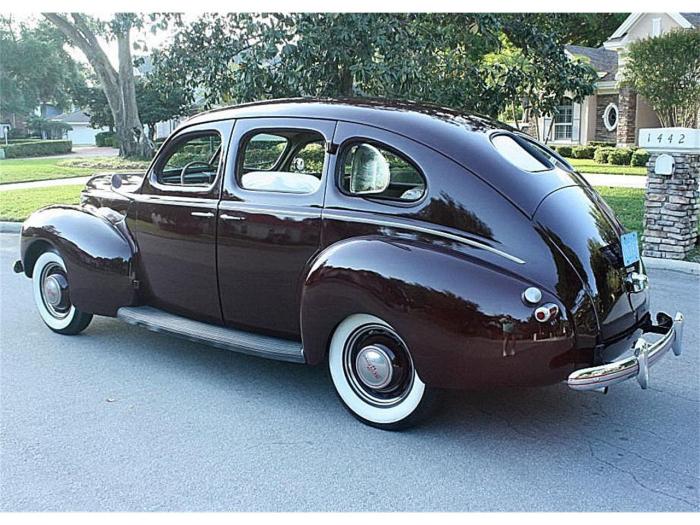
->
[0,232,698,511]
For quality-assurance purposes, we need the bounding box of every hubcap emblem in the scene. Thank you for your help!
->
[355,345,393,389]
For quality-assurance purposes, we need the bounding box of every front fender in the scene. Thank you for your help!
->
[300,236,577,389]
[20,205,137,316]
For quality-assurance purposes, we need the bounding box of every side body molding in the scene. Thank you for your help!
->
[300,236,577,389]
[20,205,138,316]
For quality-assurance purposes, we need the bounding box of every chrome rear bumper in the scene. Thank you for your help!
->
[568,312,683,391]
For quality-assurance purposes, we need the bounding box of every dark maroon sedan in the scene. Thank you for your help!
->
[14,98,683,429]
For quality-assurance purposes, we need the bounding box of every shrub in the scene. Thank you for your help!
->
[589,141,615,148]
[0,140,72,159]
[594,146,615,164]
[608,148,633,165]
[95,131,119,148]
[631,148,651,167]
[554,145,573,157]
[572,145,596,159]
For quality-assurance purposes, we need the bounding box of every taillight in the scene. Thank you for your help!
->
[534,303,559,323]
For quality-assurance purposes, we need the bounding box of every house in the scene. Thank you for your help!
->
[535,12,699,147]
[50,109,110,146]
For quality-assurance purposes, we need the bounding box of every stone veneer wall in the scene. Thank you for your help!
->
[616,87,637,146]
[642,153,700,259]
[595,94,618,143]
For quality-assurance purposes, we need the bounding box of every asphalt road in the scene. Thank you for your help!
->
[1,232,698,511]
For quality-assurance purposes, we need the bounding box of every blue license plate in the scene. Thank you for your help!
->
[620,232,640,267]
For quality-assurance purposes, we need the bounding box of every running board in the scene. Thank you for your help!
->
[116,306,305,363]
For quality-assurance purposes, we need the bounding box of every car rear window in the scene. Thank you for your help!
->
[491,134,551,172]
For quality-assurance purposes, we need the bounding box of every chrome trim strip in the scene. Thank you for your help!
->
[191,211,214,218]
[567,312,683,391]
[323,212,526,265]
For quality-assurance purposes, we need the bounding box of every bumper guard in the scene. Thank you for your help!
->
[567,312,683,391]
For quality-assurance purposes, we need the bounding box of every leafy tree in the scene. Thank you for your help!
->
[72,72,190,141]
[43,13,176,157]
[26,115,72,139]
[154,13,595,131]
[0,16,83,121]
[519,13,629,48]
[623,29,700,128]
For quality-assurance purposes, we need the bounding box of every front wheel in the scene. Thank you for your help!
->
[328,314,436,430]
[32,250,92,335]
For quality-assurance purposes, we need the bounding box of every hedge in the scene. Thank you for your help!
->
[572,145,596,159]
[589,141,615,148]
[631,148,651,167]
[0,140,72,159]
[554,145,573,157]
[95,131,119,148]
[608,148,633,165]
[594,146,615,164]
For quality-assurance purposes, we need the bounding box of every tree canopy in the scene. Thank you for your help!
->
[0,16,83,118]
[154,13,597,125]
[623,29,700,128]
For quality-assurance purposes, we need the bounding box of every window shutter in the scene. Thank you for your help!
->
[542,116,553,142]
[572,103,581,144]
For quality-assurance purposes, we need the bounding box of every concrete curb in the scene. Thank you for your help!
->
[643,256,700,276]
[0,221,21,233]
[1,220,698,275]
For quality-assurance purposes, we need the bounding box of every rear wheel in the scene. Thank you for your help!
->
[328,314,436,430]
[32,251,92,335]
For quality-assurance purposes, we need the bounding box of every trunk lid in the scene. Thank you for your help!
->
[534,185,649,341]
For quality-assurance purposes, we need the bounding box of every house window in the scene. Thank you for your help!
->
[652,18,662,37]
[603,103,619,131]
[553,99,573,141]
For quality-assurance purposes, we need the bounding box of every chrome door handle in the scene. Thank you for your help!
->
[191,211,214,218]
[220,213,245,221]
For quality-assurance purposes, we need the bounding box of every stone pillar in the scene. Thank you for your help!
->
[617,87,637,147]
[642,152,700,259]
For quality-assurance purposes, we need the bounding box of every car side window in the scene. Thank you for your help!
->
[238,130,325,194]
[156,132,222,186]
[339,142,425,201]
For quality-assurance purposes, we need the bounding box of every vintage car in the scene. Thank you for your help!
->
[14,98,684,429]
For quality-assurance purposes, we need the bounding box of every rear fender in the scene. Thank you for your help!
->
[300,236,576,389]
[20,205,137,316]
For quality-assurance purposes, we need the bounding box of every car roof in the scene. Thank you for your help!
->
[185,97,513,137]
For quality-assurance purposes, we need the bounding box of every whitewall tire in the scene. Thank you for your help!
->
[328,313,434,430]
[32,250,92,335]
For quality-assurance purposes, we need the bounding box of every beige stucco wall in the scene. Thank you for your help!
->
[635,96,662,135]
[581,95,597,144]
[624,13,685,42]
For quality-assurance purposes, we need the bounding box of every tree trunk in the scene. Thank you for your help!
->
[43,13,154,159]
[339,66,354,97]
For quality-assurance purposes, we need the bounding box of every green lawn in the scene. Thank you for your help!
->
[594,187,645,234]
[0,185,83,222]
[0,156,149,185]
[567,158,646,176]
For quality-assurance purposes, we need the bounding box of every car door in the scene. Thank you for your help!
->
[217,117,336,338]
[128,120,234,324]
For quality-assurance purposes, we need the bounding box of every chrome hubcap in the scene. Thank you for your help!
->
[43,275,62,306]
[39,262,70,319]
[355,345,393,389]
[343,323,415,407]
